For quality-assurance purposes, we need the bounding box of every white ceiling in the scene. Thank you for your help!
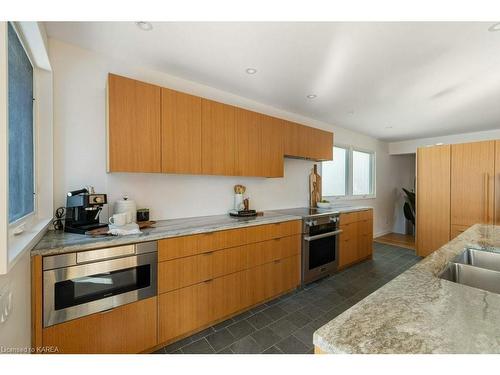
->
[45,22,500,141]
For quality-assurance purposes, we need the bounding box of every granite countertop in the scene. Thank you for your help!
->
[313,224,500,354]
[32,210,301,257]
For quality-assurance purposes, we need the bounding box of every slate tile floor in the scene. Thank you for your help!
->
[154,243,421,354]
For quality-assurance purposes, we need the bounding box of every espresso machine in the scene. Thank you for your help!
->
[64,186,108,234]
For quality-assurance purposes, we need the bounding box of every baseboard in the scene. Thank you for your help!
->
[374,230,391,238]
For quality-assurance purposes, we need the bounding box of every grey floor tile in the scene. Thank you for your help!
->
[217,347,234,354]
[250,327,282,351]
[246,311,273,330]
[232,310,254,322]
[164,336,193,353]
[250,304,268,314]
[189,327,215,341]
[182,338,215,354]
[269,317,298,339]
[212,318,235,331]
[284,310,311,328]
[263,305,288,321]
[297,303,325,319]
[293,320,325,347]
[310,296,337,311]
[276,335,311,354]
[206,328,236,352]
[278,298,304,313]
[230,336,262,354]
[170,349,183,354]
[262,345,283,354]
[227,319,256,339]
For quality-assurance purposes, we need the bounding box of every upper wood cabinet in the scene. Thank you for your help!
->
[284,120,333,160]
[201,99,236,176]
[107,74,333,176]
[161,88,202,174]
[451,141,495,226]
[261,116,284,177]
[235,108,263,177]
[416,145,451,257]
[107,74,161,173]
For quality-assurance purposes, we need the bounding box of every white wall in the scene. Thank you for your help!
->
[0,251,30,351]
[389,128,500,155]
[49,38,411,237]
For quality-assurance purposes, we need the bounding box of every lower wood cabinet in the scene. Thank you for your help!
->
[338,209,373,268]
[42,297,157,354]
[158,254,300,344]
[33,221,302,354]
[157,222,301,345]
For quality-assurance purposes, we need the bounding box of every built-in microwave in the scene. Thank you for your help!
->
[42,242,157,327]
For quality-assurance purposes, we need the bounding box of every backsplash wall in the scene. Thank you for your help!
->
[49,38,411,235]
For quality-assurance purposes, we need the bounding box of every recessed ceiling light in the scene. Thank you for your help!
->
[245,68,257,74]
[385,125,393,129]
[488,23,500,32]
[306,94,317,99]
[136,21,153,31]
[435,142,444,146]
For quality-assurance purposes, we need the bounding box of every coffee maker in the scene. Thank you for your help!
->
[64,186,108,234]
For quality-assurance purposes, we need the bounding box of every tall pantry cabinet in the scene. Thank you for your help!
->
[416,140,497,257]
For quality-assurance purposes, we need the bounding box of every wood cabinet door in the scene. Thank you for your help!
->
[235,108,263,176]
[416,145,451,257]
[107,74,161,172]
[201,99,236,175]
[161,88,202,174]
[451,141,495,227]
[262,116,284,177]
[283,121,300,157]
[42,297,157,354]
[158,281,213,343]
[308,128,333,161]
[338,222,358,267]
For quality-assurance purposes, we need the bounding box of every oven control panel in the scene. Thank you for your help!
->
[305,220,318,227]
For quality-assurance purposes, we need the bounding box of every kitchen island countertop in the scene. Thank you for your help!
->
[313,224,500,354]
[32,210,301,257]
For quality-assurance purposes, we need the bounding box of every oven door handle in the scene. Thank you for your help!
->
[303,229,343,242]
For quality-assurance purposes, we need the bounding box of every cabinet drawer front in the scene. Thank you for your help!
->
[340,212,359,225]
[42,297,157,354]
[358,209,373,221]
[246,235,300,268]
[158,235,200,261]
[198,228,247,252]
[159,245,248,293]
[246,220,301,242]
[158,252,213,293]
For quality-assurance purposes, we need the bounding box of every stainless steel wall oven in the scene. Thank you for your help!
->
[43,242,157,327]
[302,214,341,284]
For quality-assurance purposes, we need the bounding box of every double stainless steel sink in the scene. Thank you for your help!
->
[439,248,500,294]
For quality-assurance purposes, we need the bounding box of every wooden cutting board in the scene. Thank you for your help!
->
[85,221,156,236]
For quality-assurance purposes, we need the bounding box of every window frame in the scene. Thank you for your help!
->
[321,144,376,201]
[321,145,349,198]
[7,21,37,231]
